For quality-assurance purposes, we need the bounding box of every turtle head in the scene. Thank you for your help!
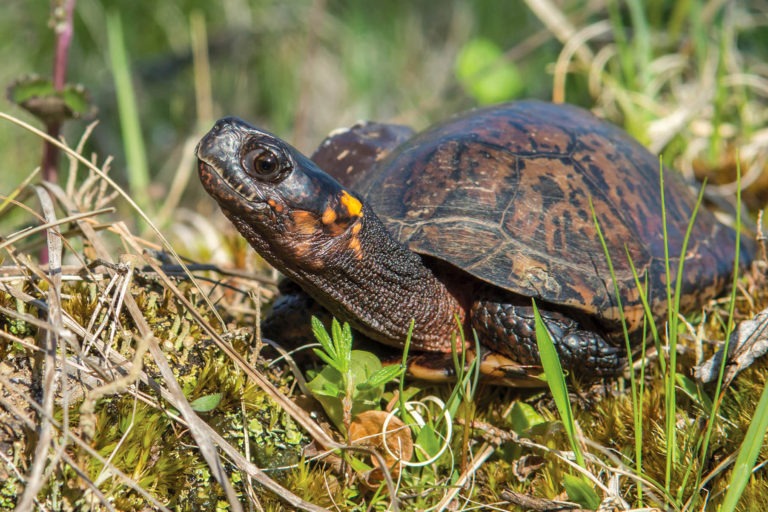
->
[197,116,365,266]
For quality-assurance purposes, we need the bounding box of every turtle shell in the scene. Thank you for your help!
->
[340,101,744,334]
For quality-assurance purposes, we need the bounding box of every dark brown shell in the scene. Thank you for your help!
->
[344,101,746,333]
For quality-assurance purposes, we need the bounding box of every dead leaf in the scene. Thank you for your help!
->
[349,410,413,482]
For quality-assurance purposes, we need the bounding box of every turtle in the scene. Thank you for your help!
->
[196,100,753,385]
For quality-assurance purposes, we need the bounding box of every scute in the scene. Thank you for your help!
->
[310,121,414,189]
[347,101,742,330]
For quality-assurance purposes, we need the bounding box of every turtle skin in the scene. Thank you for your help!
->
[199,101,753,384]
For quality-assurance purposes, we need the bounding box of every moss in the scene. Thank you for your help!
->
[0,475,20,510]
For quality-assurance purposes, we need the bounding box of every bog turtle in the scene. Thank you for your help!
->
[197,101,752,385]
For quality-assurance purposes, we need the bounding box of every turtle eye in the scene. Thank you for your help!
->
[243,147,285,180]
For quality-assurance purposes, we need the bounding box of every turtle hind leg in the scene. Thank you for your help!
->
[262,282,391,354]
[471,300,625,377]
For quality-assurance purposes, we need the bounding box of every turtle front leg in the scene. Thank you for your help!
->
[261,280,333,349]
[471,300,624,377]
[262,281,391,355]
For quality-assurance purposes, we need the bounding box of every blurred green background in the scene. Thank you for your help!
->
[2,0,766,213]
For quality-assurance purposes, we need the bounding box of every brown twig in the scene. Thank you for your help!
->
[13,187,65,512]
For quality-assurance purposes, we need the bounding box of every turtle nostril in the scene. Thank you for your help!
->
[218,116,243,130]
[210,117,233,134]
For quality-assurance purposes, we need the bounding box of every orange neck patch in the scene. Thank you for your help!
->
[321,207,337,225]
[339,190,363,218]
[290,190,365,247]
[290,209,320,235]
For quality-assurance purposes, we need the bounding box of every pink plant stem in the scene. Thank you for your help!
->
[42,0,76,184]
[52,0,75,90]
[40,0,76,264]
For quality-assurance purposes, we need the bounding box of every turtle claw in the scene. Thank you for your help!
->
[400,350,544,387]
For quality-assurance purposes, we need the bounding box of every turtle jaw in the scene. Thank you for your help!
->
[197,159,265,218]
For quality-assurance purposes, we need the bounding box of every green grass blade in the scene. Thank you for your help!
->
[719,379,768,512]
[708,27,728,162]
[591,196,647,505]
[626,0,650,92]
[624,247,663,370]
[658,159,676,492]
[398,319,416,430]
[668,168,707,502]
[106,10,151,217]
[589,198,635,371]
[532,299,585,469]
[606,0,632,89]
[443,317,478,419]
[689,160,745,508]
[658,157,708,494]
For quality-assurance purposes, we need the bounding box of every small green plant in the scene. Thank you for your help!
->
[5,2,93,186]
[306,317,403,434]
